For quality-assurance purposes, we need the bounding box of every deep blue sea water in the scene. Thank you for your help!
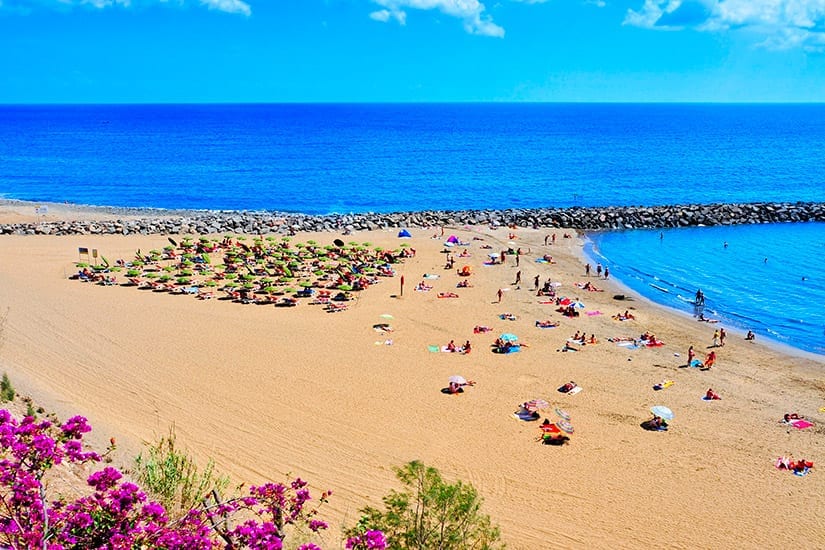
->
[1,103,825,354]
[2,103,825,213]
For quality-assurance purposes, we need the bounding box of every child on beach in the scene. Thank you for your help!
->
[703,351,717,369]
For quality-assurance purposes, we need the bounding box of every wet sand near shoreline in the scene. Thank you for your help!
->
[0,202,823,549]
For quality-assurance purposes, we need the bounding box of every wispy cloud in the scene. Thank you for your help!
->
[625,0,825,50]
[369,7,406,24]
[0,0,251,16]
[200,0,250,16]
[370,0,505,37]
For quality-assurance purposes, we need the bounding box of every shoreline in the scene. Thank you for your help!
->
[1,201,824,548]
[579,236,825,362]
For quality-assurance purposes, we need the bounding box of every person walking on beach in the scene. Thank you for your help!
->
[687,345,695,367]
[514,271,522,286]
[497,288,503,303]
[544,235,550,246]
[534,274,540,290]
[712,329,720,347]
[596,263,602,278]
[585,263,591,277]
[515,254,520,267]
[719,328,727,347]
[604,267,610,280]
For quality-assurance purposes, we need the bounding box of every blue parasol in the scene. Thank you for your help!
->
[650,405,674,421]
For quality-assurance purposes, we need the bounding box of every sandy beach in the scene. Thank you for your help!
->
[1,201,824,549]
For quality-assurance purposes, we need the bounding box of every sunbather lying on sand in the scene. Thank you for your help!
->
[613,310,636,321]
[535,320,559,328]
[558,381,578,393]
[473,325,492,333]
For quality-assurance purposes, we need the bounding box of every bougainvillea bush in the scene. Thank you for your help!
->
[0,409,385,549]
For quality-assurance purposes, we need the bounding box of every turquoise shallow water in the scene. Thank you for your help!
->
[586,222,825,356]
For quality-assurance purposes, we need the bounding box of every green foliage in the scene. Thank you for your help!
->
[133,425,230,519]
[346,461,503,550]
[0,373,15,403]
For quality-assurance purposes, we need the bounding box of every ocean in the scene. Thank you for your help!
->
[1,103,824,354]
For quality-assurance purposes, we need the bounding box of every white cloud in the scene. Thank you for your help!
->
[369,7,406,24]
[199,0,249,16]
[370,8,391,21]
[371,0,505,37]
[624,0,825,50]
[0,0,250,15]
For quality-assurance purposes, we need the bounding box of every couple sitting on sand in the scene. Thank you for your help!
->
[540,419,570,445]
[642,415,669,431]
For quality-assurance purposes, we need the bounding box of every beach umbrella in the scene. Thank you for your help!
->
[499,333,518,343]
[556,420,575,434]
[555,408,571,421]
[448,375,467,385]
[650,405,674,421]
[523,399,550,412]
[570,301,586,309]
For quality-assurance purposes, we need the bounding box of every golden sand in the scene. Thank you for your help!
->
[0,202,823,549]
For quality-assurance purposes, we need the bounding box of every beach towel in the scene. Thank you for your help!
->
[653,381,674,391]
[586,311,603,316]
[423,274,440,279]
[690,359,703,368]
[567,386,583,396]
[427,345,441,353]
[535,324,558,329]
[617,341,639,350]
[792,420,814,430]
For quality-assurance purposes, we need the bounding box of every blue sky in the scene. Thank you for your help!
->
[1,0,824,102]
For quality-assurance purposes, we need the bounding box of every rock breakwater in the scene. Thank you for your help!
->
[3,202,825,236]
